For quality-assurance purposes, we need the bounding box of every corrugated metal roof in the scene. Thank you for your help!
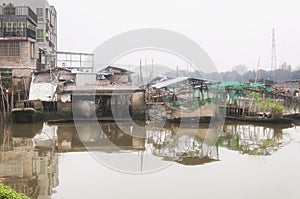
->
[97,66,133,74]
[151,77,209,89]
[62,84,145,95]
[151,77,190,89]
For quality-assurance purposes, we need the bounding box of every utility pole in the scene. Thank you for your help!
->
[139,59,143,86]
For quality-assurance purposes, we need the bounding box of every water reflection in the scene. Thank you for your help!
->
[54,122,292,164]
[147,124,220,165]
[0,122,58,199]
[0,120,295,197]
[219,123,292,156]
[56,122,219,167]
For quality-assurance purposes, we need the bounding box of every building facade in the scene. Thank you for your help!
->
[0,4,38,89]
[0,0,57,113]
[0,0,57,70]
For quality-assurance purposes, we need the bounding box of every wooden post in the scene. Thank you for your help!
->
[0,74,6,117]
[6,92,9,113]
[242,98,246,118]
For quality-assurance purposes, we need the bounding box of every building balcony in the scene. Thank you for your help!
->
[0,28,36,40]
[0,6,37,24]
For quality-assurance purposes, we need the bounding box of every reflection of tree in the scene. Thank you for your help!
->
[218,123,291,156]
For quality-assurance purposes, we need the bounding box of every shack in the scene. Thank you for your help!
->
[97,66,133,85]
[61,84,145,120]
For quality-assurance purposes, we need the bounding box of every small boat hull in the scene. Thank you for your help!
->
[226,115,293,124]
[11,108,43,123]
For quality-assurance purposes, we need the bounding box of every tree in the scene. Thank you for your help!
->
[232,65,248,75]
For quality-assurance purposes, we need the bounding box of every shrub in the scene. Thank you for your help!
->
[0,184,30,199]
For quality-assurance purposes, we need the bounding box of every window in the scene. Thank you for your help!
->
[36,29,44,42]
[0,41,21,56]
[0,69,12,89]
[36,8,44,22]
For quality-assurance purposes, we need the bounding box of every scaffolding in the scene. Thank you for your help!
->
[57,51,94,72]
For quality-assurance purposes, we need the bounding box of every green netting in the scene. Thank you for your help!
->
[210,82,273,104]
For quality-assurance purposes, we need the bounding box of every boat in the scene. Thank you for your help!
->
[11,100,44,123]
[165,102,214,123]
[226,115,293,124]
[222,105,293,124]
[283,113,300,120]
[11,107,43,123]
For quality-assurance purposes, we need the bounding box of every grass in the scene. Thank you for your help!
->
[0,184,30,199]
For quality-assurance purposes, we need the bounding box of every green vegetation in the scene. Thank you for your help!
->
[249,92,285,118]
[261,140,278,149]
[0,184,30,199]
[256,97,284,118]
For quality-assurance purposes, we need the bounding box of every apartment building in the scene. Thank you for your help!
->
[0,0,57,70]
[0,0,57,92]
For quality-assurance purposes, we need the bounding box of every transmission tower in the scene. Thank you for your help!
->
[271,28,277,71]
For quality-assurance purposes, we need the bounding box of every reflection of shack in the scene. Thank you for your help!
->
[55,123,145,152]
[147,125,219,165]
[32,123,58,149]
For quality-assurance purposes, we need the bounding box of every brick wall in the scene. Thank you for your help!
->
[0,40,37,70]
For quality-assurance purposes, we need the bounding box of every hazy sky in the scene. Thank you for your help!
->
[49,0,300,72]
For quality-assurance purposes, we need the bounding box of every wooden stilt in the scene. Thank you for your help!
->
[0,77,6,117]
[6,92,9,112]
[11,91,14,109]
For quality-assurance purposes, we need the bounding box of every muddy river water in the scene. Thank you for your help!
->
[0,120,300,199]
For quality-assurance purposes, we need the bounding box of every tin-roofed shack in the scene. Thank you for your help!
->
[27,66,145,120]
[54,66,145,120]
[61,84,145,120]
[28,68,75,113]
[285,80,300,97]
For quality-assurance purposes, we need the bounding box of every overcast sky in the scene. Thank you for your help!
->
[49,0,300,72]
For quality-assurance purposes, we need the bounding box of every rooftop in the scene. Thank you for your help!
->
[0,5,37,24]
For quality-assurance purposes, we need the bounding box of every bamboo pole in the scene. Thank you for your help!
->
[0,75,6,117]
[6,92,9,112]
[11,91,14,109]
